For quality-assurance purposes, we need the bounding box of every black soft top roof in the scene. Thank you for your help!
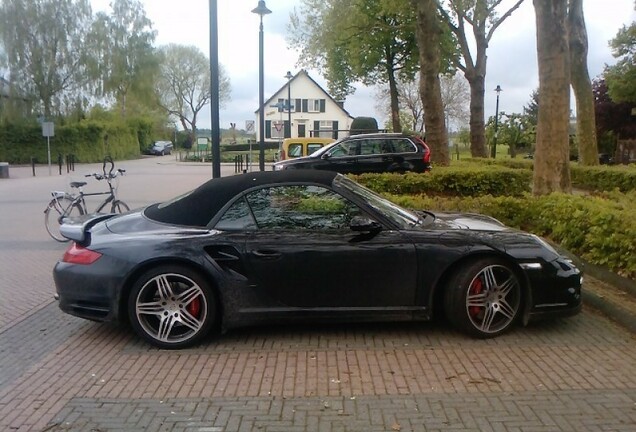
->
[144,170,339,227]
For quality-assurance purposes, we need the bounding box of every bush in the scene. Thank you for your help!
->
[570,164,636,192]
[0,120,143,163]
[353,167,531,197]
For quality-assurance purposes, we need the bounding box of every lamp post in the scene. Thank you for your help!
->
[252,0,271,171]
[491,85,502,159]
[210,0,221,177]
[285,71,293,138]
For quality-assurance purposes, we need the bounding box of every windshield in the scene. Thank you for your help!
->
[334,175,421,229]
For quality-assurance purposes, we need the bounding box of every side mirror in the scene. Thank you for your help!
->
[350,216,382,233]
[321,153,331,160]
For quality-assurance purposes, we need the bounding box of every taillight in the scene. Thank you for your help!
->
[63,243,102,265]
[414,137,431,164]
[280,149,286,160]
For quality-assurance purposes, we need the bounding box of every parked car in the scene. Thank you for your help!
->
[149,141,173,156]
[276,137,335,161]
[273,133,431,174]
[53,170,581,349]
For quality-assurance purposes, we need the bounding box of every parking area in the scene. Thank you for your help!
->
[0,157,635,431]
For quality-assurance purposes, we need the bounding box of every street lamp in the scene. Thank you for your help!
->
[252,0,271,171]
[491,84,502,159]
[285,71,293,138]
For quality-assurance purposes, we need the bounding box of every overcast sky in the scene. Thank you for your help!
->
[92,0,636,130]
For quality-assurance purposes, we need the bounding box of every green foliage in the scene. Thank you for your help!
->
[289,0,419,100]
[0,121,141,163]
[353,167,531,197]
[0,0,94,117]
[605,20,636,103]
[570,164,636,192]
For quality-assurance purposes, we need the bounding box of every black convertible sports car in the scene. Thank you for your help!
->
[53,170,582,349]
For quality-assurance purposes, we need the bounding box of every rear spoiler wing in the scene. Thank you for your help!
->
[60,213,117,244]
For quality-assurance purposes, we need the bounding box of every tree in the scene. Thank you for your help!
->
[593,78,636,152]
[87,0,158,116]
[289,0,421,133]
[376,74,469,134]
[568,0,598,166]
[413,0,449,165]
[0,0,93,118]
[438,0,526,158]
[155,44,230,142]
[605,4,636,103]
[532,0,571,195]
[523,89,539,126]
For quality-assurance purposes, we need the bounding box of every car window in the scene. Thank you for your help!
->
[307,143,323,155]
[215,197,257,230]
[245,185,362,230]
[328,140,358,158]
[288,143,302,158]
[359,139,382,155]
[391,138,416,153]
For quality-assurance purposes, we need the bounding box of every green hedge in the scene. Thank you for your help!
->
[384,192,636,280]
[571,164,636,192]
[0,121,141,163]
[353,167,531,197]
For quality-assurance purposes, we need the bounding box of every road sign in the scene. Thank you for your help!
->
[273,121,284,132]
[42,122,54,137]
[245,120,255,133]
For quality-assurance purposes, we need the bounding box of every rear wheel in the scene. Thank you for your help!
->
[44,197,84,242]
[110,200,130,213]
[128,265,216,349]
[444,258,522,338]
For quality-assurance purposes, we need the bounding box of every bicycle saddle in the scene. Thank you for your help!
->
[70,181,87,188]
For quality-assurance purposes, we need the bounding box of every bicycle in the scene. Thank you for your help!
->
[44,157,130,242]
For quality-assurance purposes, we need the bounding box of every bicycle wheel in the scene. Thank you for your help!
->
[44,197,85,242]
[111,200,130,213]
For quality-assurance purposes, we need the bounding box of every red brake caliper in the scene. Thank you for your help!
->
[187,296,201,318]
[469,277,483,317]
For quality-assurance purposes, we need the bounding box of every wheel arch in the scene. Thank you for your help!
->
[118,257,224,328]
[429,251,533,324]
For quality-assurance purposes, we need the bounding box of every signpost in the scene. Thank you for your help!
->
[246,120,255,172]
[42,122,54,175]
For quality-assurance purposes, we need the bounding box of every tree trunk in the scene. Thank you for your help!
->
[387,63,402,133]
[414,0,449,166]
[568,0,598,166]
[466,71,488,157]
[532,0,572,195]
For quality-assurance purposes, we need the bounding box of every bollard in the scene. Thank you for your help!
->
[0,162,9,179]
[58,153,63,175]
[31,157,36,176]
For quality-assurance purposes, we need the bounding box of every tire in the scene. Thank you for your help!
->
[444,258,522,338]
[44,197,85,242]
[110,200,130,213]
[128,265,217,349]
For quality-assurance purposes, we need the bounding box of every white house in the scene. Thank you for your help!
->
[255,70,355,141]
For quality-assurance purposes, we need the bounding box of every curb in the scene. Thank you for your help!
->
[581,259,636,334]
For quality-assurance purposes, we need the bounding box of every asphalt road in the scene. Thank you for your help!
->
[0,156,634,432]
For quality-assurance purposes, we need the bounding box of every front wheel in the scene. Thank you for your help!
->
[110,200,130,213]
[444,258,522,338]
[44,197,85,242]
[128,265,217,349]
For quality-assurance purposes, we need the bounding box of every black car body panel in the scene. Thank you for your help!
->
[54,170,582,346]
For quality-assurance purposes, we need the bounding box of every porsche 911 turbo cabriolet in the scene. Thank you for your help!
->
[53,170,582,349]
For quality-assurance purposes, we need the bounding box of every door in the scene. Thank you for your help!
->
[298,124,306,137]
[238,184,417,309]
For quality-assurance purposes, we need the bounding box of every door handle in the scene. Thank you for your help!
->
[251,250,282,259]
